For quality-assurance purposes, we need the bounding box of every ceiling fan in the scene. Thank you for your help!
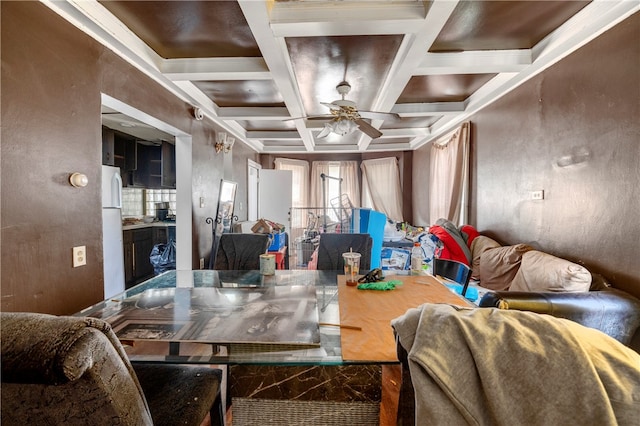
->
[308,81,399,139]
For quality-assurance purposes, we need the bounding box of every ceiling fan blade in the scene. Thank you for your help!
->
[283,115,332,121]
[355,119,383,139]
[320,102,340,110]
[358,110,400,120]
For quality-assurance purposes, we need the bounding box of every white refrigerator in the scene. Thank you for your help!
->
[102,165,125,298]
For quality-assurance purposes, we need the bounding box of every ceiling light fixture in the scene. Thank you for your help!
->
[69,172,88,188]
[317,117,359,138]
[215,132,235,154]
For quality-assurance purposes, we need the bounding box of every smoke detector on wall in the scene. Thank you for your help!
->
[193,107,204,121]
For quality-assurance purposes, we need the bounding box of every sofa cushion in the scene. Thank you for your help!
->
[479,244,533,290]
[510,250,591,292]
[470,236,502,279]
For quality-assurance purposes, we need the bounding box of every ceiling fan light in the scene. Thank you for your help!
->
[334,118,357,136]
[317,123,333,139]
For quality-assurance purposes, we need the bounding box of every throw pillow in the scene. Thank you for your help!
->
[469,236,502,279]
[510,250,592,292]
[479,244,534,290]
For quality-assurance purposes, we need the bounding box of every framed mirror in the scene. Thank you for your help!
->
[216,179,237,234]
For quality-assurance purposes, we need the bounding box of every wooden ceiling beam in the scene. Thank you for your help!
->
[392,102,465,117]
[238,0,315,152]
[161,58,271,81]
[270,1,427,37]
[416,50,532,75]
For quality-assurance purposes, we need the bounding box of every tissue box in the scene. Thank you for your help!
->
[268,232,285,251]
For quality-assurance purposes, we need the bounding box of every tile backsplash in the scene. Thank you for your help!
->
[121,188,176,218]
[145,189,177,217]
[122,188,144,217]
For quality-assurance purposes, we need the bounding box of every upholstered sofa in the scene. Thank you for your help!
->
[426,220,640,349]
[466,235,640,351]
[396,224,640,424]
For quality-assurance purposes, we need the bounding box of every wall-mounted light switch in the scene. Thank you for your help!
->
[73,246,87,267]
[200,197,205,208]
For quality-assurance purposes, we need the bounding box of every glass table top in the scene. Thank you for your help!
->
[77,269,366,366]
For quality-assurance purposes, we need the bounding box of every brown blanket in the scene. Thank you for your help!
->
[392,304,640,425]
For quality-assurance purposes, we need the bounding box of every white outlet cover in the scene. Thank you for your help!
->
[531,190,545,200]
[73,246,87,267]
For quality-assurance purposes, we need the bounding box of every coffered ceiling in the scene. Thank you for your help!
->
[45,1,638,153]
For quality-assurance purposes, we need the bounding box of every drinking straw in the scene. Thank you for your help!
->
[350,248,355,282]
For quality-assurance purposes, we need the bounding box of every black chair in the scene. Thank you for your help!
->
[214,233,270,270]
[316,233,373,271]
[433,258,472,297]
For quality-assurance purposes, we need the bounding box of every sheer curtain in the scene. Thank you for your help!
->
[310,162,330,208]
[310,161,360,209]
[274,158,309,228]
[428,122,470,225]
[360,157,403,221]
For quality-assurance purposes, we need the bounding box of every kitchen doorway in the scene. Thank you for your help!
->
[101,94,193,278]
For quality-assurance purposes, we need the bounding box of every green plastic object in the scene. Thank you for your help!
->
[356,280,402,291]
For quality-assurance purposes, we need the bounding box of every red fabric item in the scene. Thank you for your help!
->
[460,225,480,248]
[429,225,470,265]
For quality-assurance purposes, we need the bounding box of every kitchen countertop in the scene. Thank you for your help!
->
[122,222,176,231]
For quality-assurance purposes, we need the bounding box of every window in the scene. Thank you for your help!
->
[310,161,359,210]
[428,122,470,225]
[274,158,310,229]
[274,158,309,210]
[360,157,403,221]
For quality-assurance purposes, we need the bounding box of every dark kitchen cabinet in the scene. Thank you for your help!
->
[130,142,176,189]
[153,227,168,245]
[123,228,154,288]
[102,127,138,185]
[102,127,116,166]
[103,127,175,189]
[123,230,134,286]
[161,141,176,188]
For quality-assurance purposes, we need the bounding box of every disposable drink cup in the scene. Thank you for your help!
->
[343,252,361,286]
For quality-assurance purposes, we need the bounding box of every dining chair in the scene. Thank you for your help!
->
[433,257,472,297]
[1,312,224,426]
[213,233,270,270]
[316,233,373,271]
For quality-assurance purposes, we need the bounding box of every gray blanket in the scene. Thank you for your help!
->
[391,304,640,425]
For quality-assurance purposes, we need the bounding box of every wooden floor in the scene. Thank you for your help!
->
[380,364,402,426]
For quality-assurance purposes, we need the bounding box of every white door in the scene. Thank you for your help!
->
[259,169,292,228]
[247,159,261,221]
